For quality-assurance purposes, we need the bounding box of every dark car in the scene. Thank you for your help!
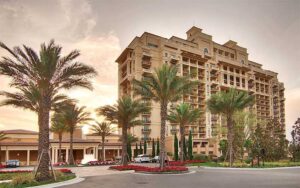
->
[6,160,20,168]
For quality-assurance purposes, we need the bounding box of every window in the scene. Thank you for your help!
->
[223,66,227,70]
[204,48,209,54]
[147,43,158,48]
[230,67,234,72]
[236,69,240,74]
[165,52,168,57]
[241,60,245,64]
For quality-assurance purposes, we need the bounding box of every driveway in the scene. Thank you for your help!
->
[61,167,300,188]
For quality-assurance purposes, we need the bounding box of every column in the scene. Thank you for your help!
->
[54,148,58,163]
[95,147,98,160]
[5,150,9,161]
[103,148,106,161]
[51,148,55,164]
[117,149,120,156]
[27,150,30,166]
[83,148,86,157]
[93,147,96,159]
[66,148,69,163]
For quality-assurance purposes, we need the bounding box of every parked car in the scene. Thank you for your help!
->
[134,154,151,163]
[6,160,20,168]
[150,156,168,163]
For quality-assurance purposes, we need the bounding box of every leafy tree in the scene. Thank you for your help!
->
[50,114,68,162]
[144,141,147,154]
[219,140,228,160]
[174,134,179,161]
[90,121,115,161]
[139,141,143,155]
[207,88,254,166]
[188,130,193,160]
[152,139,156,157]
[156,138,160,156]
[0,40,96,180]
[290,118,300,161]
[135,143,138,158]
[133,64,197,168]
[183,137,187,160]
[57,103,91,165]
[97,96,150,166]
[168,103,200,162]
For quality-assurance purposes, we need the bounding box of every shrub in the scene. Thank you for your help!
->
[244,158,252,164]
[12,173,36,186]
[193,154,209,161]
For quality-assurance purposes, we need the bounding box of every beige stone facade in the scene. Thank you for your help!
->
[116,26,286,156]
[0,129,122,166]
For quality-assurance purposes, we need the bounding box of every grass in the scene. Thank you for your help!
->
[188,161,300,168]
[0,173,29,181]
[0,173,75,188]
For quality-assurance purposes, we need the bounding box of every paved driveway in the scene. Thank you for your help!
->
[62,167,300,188]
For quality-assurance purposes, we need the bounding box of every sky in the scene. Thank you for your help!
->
[0,0,299,139]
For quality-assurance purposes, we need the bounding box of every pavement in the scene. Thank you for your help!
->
[61,167,300,188]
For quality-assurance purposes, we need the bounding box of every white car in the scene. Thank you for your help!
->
[134,154,151,163]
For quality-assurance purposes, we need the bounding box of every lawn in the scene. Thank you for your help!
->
[188,161,300,168]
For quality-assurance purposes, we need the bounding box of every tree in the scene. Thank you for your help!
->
[58,103,91,165]
[207,88,254,166]
[50,114,68,162]
[0,132,7,163]
[126,134,138,161]
[168,103,200,162]
[133,64,197,168]
[152,139,156,157]
[90,121,114,161]
[290,118,300,161]
[219,140,228,160]
[174,134,179,161]
[139,141,143,155]
[0,41,96,180]
[144,141,147,154]
[156,138,160,156]
[183,137,187,160]
[188,130,193,160]
[135,143,138,158]
[97,96,150,166]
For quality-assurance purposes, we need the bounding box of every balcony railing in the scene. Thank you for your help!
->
[142,128,151,133]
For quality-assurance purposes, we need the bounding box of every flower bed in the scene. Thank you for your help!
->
[110,165,188,174]
[0,168,72,174]
[168,160,206,166]
[53,162,68,167]
[86,161,115,166]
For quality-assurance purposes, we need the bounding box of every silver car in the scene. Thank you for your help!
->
[134,154,151,163]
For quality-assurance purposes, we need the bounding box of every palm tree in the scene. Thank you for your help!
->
[0,41,96,180]
[58,103,91,165]
[50,113,68,163]
[207,88,254,167]
[133,64,197,168]
[0,132,8,164]
[97,96,150,166]
[168,103,201,162]
[90,121,115,161]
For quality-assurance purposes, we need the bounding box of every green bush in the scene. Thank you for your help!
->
[244,158,252,164]
[11,173,36,186]
[193,154,209,161]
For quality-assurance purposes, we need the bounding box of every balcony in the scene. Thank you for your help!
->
[141,137,151,141]
[142,61,151,69]
[170,128,179,134]
[142,119,151,124]
[142,128,151,134]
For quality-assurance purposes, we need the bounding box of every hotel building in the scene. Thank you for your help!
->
[116,26,286,156]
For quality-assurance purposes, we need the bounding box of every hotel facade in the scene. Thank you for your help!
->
[116,26,286,156]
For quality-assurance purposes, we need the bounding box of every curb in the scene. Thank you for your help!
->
[30,177,85,188]
[199,166,300,170]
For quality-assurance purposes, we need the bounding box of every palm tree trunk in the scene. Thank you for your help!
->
[102,135,105,161]
[227,115,234,167]
[36,96,51,181]
[159,101,168,169]
[58,133,62,163]
[69,131,74,165]
[180,124,184,162]
[121,125,128,166]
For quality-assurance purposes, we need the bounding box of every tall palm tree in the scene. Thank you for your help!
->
[0,41,96,179]
[58,103,91,165]
[168,103,201,162]
[133,64,197,168]
[207,88,254,166]
[97,96,150,166]
[90,121,115,161]
[0,41,96,180]
[0,131,8,164]
[50,113,68,163]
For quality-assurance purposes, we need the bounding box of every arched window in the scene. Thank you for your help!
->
[241,60,245,64]
[204,48,209,54]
